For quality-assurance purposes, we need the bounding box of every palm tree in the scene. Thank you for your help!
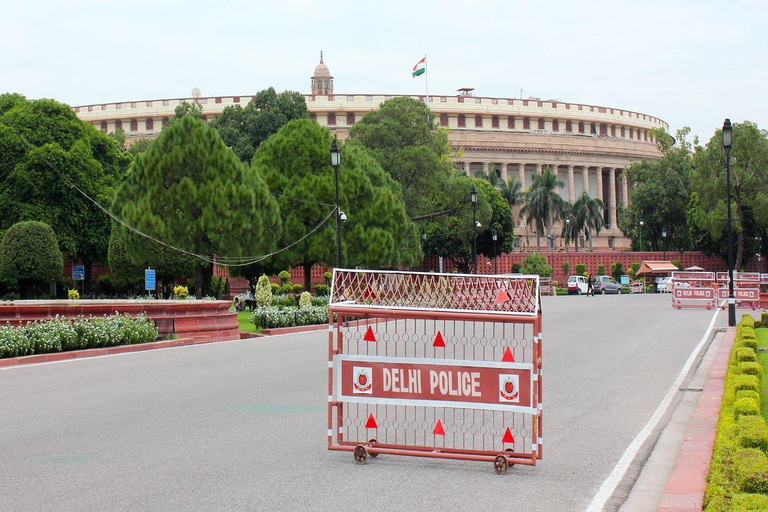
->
[560,202,576,252]
[519,167,565,252]
[573,192,605,251]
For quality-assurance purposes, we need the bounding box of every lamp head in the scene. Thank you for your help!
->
[470,185,477,204]
[330,138,341,167]
[722,118,733,150]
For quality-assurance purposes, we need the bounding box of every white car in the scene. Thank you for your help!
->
[567,275,589,295]
[657,276,691,293]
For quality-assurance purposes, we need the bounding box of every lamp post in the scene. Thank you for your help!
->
[491,230,498,274]
[471,185,478,274]
[662,227,667,260]
[330,138,342,269]
[639,219,643,251]
[723,118,735,327]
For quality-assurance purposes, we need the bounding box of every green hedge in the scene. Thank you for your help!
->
[0,314,158,359]
[735,374,761,393]
[736,398,760,418]
[736,347,758,363]
[731,493,768,510]
[738,416,768,452]
[741,362,764,379]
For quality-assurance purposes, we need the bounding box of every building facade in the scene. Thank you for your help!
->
[74,56,666,249]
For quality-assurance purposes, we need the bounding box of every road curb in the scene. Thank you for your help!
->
[656,327,734,511]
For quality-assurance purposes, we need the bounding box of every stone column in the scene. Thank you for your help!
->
[609,167,617,228]
[536,163,542,176]
[518,163,526,189]
[622,169,629,206]
[582,166,589,196]
[567,165,575,202]
[502,163,510,182]
[596,167,604,202]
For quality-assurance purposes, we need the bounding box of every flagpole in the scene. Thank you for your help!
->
[424,54,429,107]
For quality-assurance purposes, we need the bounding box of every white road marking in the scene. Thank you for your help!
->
[584,307,721,512]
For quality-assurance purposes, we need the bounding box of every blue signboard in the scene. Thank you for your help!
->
[621,275,630,285]
[72,265,85,281]
[145,269,156,291]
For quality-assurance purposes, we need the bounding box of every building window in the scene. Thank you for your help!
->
[458,114,466,127]
[100,121,107,132]
[565,120,572,132]
[233,97,240,103]
[346,112,355,125]
[328,113,336,126]
[508,99,514,105]
[599,124,607,136]
[492,98,498,105]
[523,117,530,130]
[458,96,464,103]
[215,97,222,104]
[537,118,545,130]
[327,95,334,101]
[507,116,515,129]
[131,102,137,108]
[162,117,169,127]
[116,103,122,110]
[611,126,616,137]
[552,119,559,131]
[630,128,635,139]
[74,107,80,113]
[87,106,93,112]
[163,100,169,106]
[309,113,317,121]
[115,120,123,130]
[475,115,483,128]
[130,119,138,131]
[146,101,153,107]
[578,122,584,134]
[523,100,528,106]
[492,116,499,128]
[366,95,373,101]
[346,95,354,101]
[474,97,481,104]
[440,113,448,127]
[565,104,570,109]
[621,126,626,137]
[537,101,543,107]
[440,96,447,102]
[146,118,154,131]
[552,102,557,108]
[644,131,648,141]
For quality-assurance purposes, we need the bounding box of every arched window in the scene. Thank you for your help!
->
[146,118,154,131]
[130,119,138,132]
[538,118,545,130]
[578,122,584,134]
[475,115,483,128]
[100,121,107,132]
[458,114,466,128]
[346,113,355,125]
[115,120,123,131]
[523,117,530,130]
[552,119,559,132]
[507,116,515,129]
[566,120,572,132]
[492,116,499,128]
[440,113,448,127]
[327,113,336,126]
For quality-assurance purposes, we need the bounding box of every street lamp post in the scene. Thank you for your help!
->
[565,218,570,253]
[723,118,735,327]
[639,219,643,251]
[330,138,342,269]
[471,186,478,274]
[492,230,498,274]
[662,227,667,260]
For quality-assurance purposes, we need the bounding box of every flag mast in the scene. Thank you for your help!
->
[424,54,429,107]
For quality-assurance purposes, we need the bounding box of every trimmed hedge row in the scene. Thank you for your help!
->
[705,315,768,511]
[251,305,329,329]
[0,314,158,359]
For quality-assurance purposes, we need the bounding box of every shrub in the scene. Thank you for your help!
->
[738,416,768,452]
[310,295,328,306]
[735,398,760,418]
[741,315,756,329]
[521,253,552,277]
[314,284,330,296]
[251,304,329,329]
[561,261,570,276]
[173,285,189,299]
[738,337,759,351]
[628,262,641,280]
[0,221,63,299]
[735,374,760,393]
[731,493,768,510]
[323,271,333,285]
[272,295,297,307]
[735,448,768,494]
[736,348,757,363]
[299,291,311,308]
[511,262,522,274]
[254,275,272,307]
[0,324,33,358]
[611,261,623,282]
[737,390,761,403]
[556,287,569,296]
[671,259,683,270]
[762,312,768,327]
[280,283,294,295]
[292,284,303,295]
[68,289,80,300]
[597,264,606,276]
[270,282,280,294]
[574,263,586,276]
[740,362,763,379]
[278,270,291,285]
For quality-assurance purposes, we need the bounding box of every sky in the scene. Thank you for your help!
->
[2,0,767,145]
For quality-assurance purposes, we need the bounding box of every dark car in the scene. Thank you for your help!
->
[594,275,622,294]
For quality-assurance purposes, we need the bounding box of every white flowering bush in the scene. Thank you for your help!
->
[0,313,158,359]
[251,304,329,329]
[255,275,272,307]
[299,291,311,308]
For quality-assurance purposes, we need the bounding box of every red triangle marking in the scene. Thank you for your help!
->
[433,331,446,348]
[502,347,515,362]
[364,286,374,299]
[495,289,511,304]
[502,427,515,444]
[363,326,376,342]
[433,419,446,436]
[365,413,378,429]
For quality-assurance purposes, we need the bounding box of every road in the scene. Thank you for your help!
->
[0,293,725,511]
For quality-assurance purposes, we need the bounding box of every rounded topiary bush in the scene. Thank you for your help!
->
[738,416,768,451]
[278,270,291,284]
[735,397,760,418]
[740,361,764,379]
[735,374,761,393]
[255,275,272,307]
[736,347,758,363]
[738,338,759,351]
[737,390,761,403]
[0,221,63,299]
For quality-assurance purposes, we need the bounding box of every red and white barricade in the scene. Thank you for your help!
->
[671,271,717,309]
[327,270,543,474]
[714,272,760,310]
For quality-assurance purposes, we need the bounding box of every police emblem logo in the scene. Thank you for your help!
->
[353,366,372,394]
[498,374,519,402]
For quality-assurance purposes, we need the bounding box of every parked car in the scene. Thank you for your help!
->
[657,276,673,293]
[567,275,589,295]
[594,275,622,294]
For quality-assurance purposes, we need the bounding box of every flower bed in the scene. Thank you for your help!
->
[0,313,158,359]
[251,305,329,329]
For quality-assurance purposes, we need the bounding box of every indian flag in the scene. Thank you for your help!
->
[412,57,426,77]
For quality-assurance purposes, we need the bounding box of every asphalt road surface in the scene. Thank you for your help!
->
[0,293,726,512]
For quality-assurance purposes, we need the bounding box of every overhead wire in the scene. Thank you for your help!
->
[0,118,336,267]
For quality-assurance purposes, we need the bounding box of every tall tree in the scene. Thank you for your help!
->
[347,97,455,218]
[573,192,605,251]
[519,166,564,252]
[253,119,421,291]
[211,87,308,164]
[0,221,63,299]
[111,115,281,298]
[0,94,130,292]
[689,121,768,268]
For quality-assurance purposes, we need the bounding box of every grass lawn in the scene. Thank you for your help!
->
[756,327,768,420]
[237,310,260,333]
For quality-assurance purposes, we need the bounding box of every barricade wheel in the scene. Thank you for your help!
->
[367,439,379,458]
[494,455,508,475]
[504,448,516,467]
[353,445,368,465]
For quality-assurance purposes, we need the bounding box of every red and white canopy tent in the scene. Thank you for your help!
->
[636,261,680,276]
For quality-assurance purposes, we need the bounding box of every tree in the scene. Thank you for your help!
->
[619,131,693,252]
[0,94,131,293]
[111,115,281,298]
[347,97,455,218]
[0,221,63,299]
[521,253,552,277]
[519,166,565,252]
[573,192,605,251]
[253,119,421,291]
[211,87,308,164]
[689,121,768,268]
[128,138,151,156]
